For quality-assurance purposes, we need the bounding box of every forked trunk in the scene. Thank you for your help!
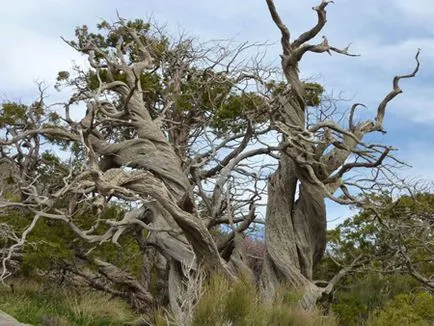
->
[260,153,327,308]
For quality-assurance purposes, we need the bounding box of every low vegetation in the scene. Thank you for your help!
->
[2,276,337,326]
[152,275,337,326]
[0,277,143,326]
[1,273,433,325]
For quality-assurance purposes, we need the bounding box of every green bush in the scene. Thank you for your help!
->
[331,274,419,325]
[367,292,434,326]
[0,205,144,279]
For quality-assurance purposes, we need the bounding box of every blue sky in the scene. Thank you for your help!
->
[1,0,432,225]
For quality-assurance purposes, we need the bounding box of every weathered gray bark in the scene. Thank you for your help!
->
[260,87,327,306]
[61,22,235,314]
[259,2,330,305]
[261,153,327,306]
[260,0,420,308]
[94,258,155,312]
[71,22,233,278]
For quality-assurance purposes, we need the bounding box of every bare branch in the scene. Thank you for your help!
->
[292,0,333,48]
[266,0,291,54]
[370,49,421,132]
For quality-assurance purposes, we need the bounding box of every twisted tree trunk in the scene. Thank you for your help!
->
[260,72,327,307]
[261,154,327,307]
[260,0,338,307]
[261,0,419,308]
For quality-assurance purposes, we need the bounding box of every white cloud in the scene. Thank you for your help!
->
[0,27,82,95]
[400,142,434,183]
[355,38,434,71]
[393,0,434,26]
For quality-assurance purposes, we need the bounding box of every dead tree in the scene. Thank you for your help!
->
[259,0,420,307]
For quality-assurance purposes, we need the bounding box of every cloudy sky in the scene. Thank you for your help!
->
[1,0,432,225]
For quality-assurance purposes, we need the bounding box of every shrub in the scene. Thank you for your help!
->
[367,292,434,326]
[331,274,419,325]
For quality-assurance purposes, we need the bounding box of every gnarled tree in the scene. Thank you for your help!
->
[0,0,420,315]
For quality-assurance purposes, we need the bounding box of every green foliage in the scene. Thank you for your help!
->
[0,211,76,275]
[367,292,434,326]
[209,91,266,134]
[0,102,27,127]
[304,82,324,107]
[331,274,420,325]
[0,278,142,325]
[89,237,143,277]
[316,192,434,325]
[0,99,69,155]
[0,101,45,127]
[56,70,70,81]
[56,19,327,141]
[48,111,61,123]
[0,205,143,279]
[324,192,433,285]
[264,80,324,107]
[72,18,168,66]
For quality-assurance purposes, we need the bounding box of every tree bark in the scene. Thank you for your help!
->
[260,1,330,306]
[261,152,327,307]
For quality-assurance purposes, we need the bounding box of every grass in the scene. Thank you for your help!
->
[154,275,338,326]
[0,275,340,326]
[0,277,144,326]
[191,276,338,326]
